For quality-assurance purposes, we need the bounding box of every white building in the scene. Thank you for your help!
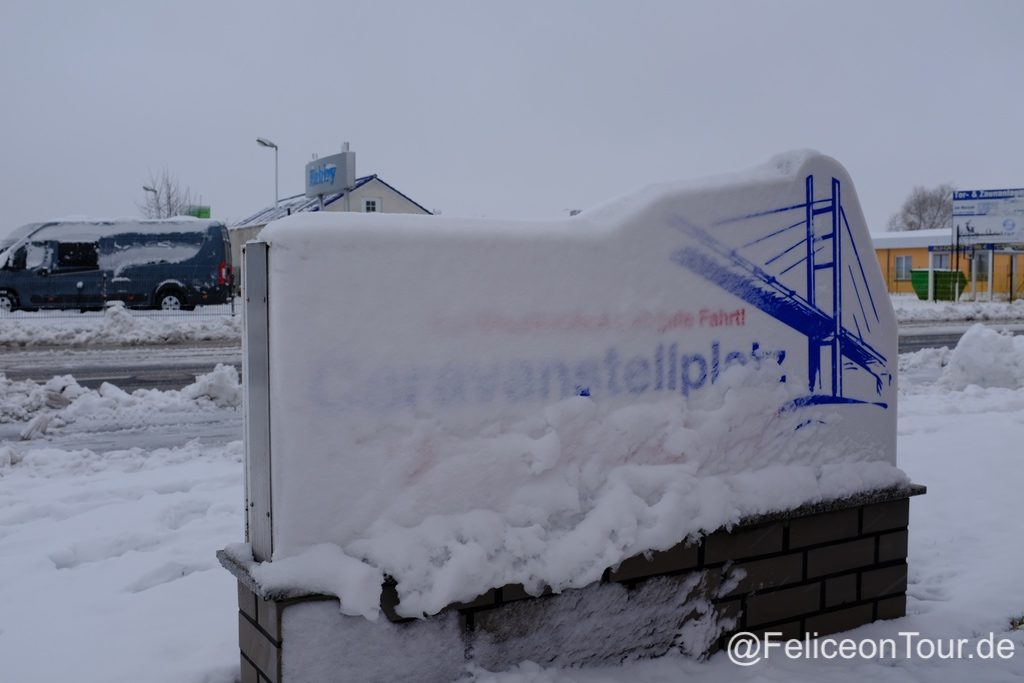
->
[231,175,431,271]
[230,147,431,279]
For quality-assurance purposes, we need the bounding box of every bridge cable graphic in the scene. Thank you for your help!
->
[672,175,889,407]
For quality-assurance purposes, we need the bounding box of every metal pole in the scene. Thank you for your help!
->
[831,178,842,398]
[805,175,818,392]
[143,186,159,217]
[927,249,935,302]
[256,138,279,211]
[954,227,961,301]
[971,249,978,301]
[1011,253,1017,303]
[988,247,994,301]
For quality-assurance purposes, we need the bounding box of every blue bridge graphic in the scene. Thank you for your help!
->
[672,175,890,407]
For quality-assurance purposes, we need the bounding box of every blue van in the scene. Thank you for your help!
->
[0,219,234,312]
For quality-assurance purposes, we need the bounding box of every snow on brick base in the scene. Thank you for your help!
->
[222,485,923,683]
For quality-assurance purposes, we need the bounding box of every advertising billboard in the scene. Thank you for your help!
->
[305,150,356,198]
[953,188,1024,245]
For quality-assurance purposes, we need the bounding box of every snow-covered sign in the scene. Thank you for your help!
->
[953,188,1024,245]
[244,151,901,615]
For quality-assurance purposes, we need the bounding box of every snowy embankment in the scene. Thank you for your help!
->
[0,362,241,442]
[0,302,241,347]
[1,326,1023,681]
[892,294,1024,325]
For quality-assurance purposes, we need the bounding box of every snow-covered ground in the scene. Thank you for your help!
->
[0,301,241,347]
[1,326,1023,681]
[891,294,1024,325]
[0,365,245,682]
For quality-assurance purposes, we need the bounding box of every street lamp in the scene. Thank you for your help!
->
[256,137,279,210]
[142,185,159,218]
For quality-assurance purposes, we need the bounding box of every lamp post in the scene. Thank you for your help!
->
[256,137,279,210]
[142,185,159,218]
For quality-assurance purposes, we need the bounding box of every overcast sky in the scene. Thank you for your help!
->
[1,0,1021,236]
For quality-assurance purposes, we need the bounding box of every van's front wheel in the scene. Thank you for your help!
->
[0,290,17,314]
[155,289,185,311]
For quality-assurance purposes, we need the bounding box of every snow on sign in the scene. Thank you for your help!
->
[953,187,1024,245]
[244,151,900,609]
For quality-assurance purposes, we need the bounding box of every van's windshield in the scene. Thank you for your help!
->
[0,223,43,267]
[0,223,42,251]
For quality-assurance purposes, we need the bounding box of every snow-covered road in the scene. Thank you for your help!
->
[0,341,242,391]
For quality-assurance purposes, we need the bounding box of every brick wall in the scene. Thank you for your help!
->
[237,581,281,683]
[709,497,911,644]
[227,485,923,681]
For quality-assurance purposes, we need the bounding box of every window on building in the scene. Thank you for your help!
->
[364,199,379,213]
[933,253,950,270]
[894,255,912,281]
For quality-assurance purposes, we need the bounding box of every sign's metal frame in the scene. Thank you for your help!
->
[243,242,273,561]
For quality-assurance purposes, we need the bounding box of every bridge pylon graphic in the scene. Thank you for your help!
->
[672,174,889,407]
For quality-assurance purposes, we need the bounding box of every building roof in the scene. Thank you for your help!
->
[870,229,951,249]
[233,175,376,229]
[872,227,1024,249]
[233,174,431,229]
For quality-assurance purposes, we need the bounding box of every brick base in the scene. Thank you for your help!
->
[222,485,924,683]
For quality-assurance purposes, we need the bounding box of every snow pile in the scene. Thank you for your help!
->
[247,364,906,619]
[248,543,384,621]
[940,324,1024,390]
[180,363,242,407]
[1,437,242,478]
[0,364,241,438]
[0,374,86,424]
[899,346,951,376]
[892,294,1024,324]
[897,347,952,395]
[0,302,241,347]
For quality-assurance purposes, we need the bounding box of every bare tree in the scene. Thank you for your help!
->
[138,168,194,218]
[887,184,954,231]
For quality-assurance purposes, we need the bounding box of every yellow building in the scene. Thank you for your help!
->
[872,229,1024,301]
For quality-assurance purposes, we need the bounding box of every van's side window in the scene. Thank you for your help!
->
[56,242,99,270]
[25,243,50,270]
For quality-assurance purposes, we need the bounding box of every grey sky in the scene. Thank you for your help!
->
[1,1,1021,236]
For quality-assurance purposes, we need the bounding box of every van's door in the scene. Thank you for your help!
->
[45,241,106,309]
[0,241,55,308]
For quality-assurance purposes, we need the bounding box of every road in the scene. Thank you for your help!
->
[897,332,964,353]
[0,340,242,391]
[896,322,1024,353]
[1,323,1023,389]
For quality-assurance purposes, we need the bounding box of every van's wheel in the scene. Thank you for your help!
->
[155,290,184,311]
[0,290,17,313]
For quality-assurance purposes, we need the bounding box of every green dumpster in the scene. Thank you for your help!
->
[910,269,967,301]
